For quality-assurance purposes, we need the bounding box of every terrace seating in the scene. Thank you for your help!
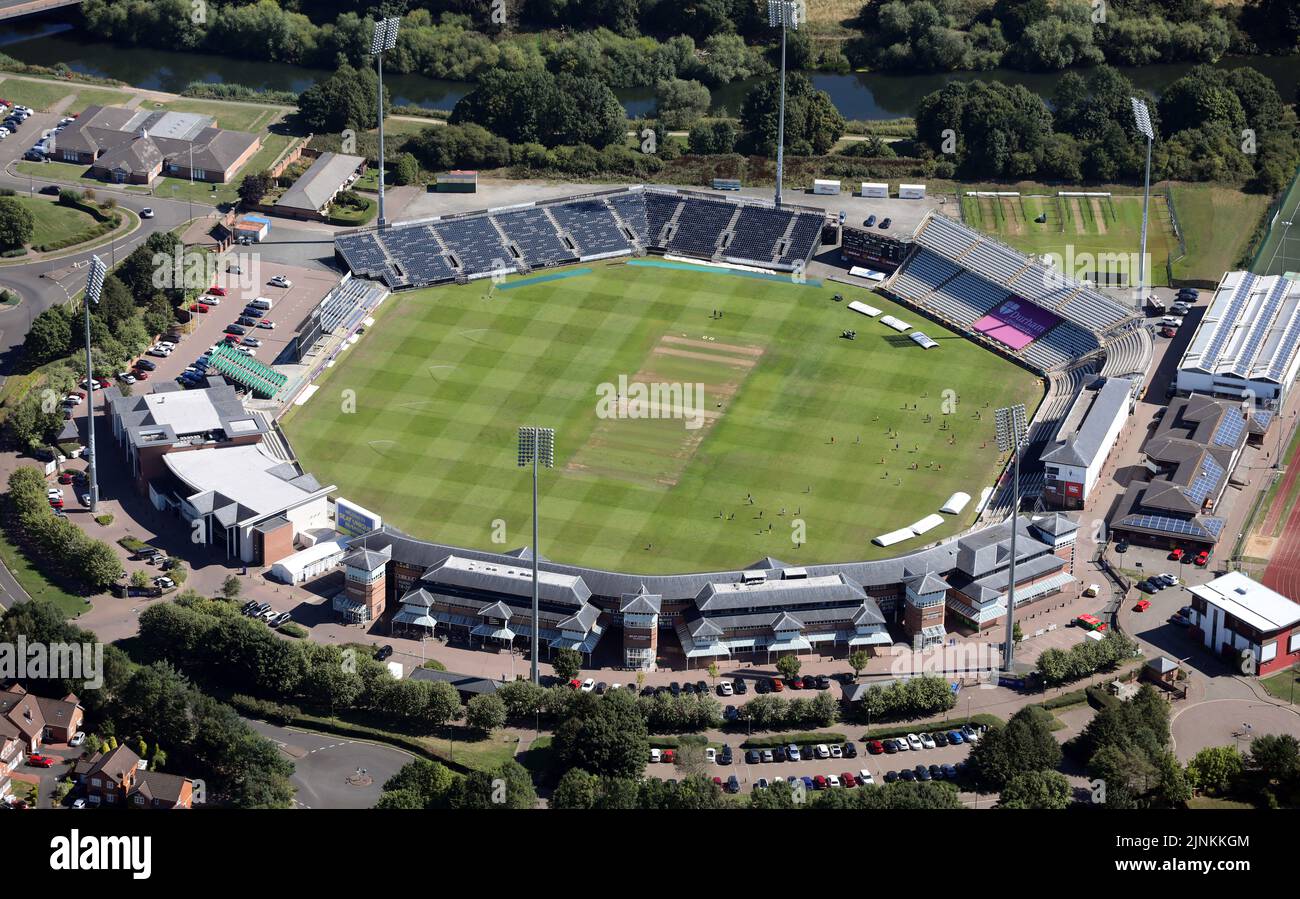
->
[550,199,632,256]
[778,212,824,267]
[494,207,577,268]
[607,191,648,243]
[646,191,683,244]
[378,225,455,286]
[433,215,515,277]
[724,205,793,263]
[666,198,736,259]
[926,272,1005,327]
[963,241,1029,284]
[335,232,389,278]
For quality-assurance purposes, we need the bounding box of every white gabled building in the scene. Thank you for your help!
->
[1040,376,1134,508]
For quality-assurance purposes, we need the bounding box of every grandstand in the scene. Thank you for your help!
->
[883,211,1139,377]
[289,277,390,364]
[206,342,288,399]
[334,187,826,290]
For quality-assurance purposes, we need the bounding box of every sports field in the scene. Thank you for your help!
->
[1252,170,1300,278]
[280,260,1041,573]
[960,193,1179,286]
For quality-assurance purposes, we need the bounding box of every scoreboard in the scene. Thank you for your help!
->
[842,227,907,271]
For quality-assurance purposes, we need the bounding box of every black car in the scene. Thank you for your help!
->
[225,324,247,336]
[899,768,916,781]
[1115,540,1130,553]
[864,214,877,227]
[39,184,60,195]
[732,679,748,695]
[696,680,708,693]
[933,732,948,747]
[723,705,738,722]
[754,679,770,695]
[594,682,607,694]
[669,682,681,696]
[134,358,156,371]
[883,739,898,754]
[746,749,760,764]
[719,746,733,765]
[374,644,394,661]
[842,742,858,758]
[773,746,787,763]
[641,686,655,697]
[238,316,259,327]
[725,775,740,794]
[1177,288,1199,300]
[815,675,831,690]
[884,770,898,783]
[915,765,932,781]
[879,217,892,229]
[681,682,694,695]
[929,764,943,780]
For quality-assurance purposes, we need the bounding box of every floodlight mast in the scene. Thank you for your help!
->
[83,255,107,513]
[995,404,1026,673]
[518,427,555,684]
[768,1,799,208]
[371,17,400,230]
[1131,97,1155,311]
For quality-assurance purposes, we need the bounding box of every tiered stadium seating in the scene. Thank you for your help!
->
[550,199,632,256]
[926,272,1006,327]
[723,205,791,263]
[494,207,577,268]
[335,232,389,278]
[433,216,515,277]
[381,225,455,285]
[778,213,824,267]
[667,198,736,258]
[646,191,682,244]
[607,191,648,243]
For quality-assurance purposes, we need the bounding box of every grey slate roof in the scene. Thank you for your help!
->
[341,545,391,571]
[620,585,662,614]
[695,573,869,612]
[276,151,365,213]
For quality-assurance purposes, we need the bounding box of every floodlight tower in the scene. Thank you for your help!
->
[767,0,800,208]
[1131,97,1155,310]
[995,403,1027,673]
[518,426,555,684]
[370,16,400,229]
[83,255,107,514]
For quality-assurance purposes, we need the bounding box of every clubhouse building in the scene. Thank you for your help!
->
[338,512,1078,670]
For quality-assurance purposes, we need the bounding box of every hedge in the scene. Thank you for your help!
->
[277,622,309,639]
[741,731,848,748]
[858,713,1002,742]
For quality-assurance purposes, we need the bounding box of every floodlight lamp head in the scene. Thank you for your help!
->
[517,427,555,468]
[768,0,800,29]
[1130,97,1154,141]
[85,254,107,304]
[994,404,1027,453]
[370,17,399,55]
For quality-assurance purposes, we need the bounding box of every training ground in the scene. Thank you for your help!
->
[959,192,1179,286]
[279,259,1041,574]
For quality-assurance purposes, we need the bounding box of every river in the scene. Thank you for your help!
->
[2,20,1296,121]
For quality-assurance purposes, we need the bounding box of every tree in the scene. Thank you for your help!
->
[775,654,801,682]
[847,650,871,681]
[390,152,420,187]
[380,759,454,808]
[423,680,462,729]
[131,570,150,589]
[553,689,649,779]
[24,307,73,366]
[998,769,1071,809]
[0,197,34,248]
[552,648,583,682]
[238,171,274,208]
[551,768,599,809]
[970,705,1062,789]
[450,68,625,149]
[706,662,720,686]
[1186,745,1244,796]
[740,72,845,155]
[221,575,242,600]
[297,62,387,133]
[655,78,711,130]
[76,540,124,591]
[687,119,736,154]
[450,759,537,809]
[464,693,506,734]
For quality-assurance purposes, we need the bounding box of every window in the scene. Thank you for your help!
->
[1290,632,1300,654]
[91,777,101,787]
[134,795,145,805]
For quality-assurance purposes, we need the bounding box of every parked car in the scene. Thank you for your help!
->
[580,678,595,692]
[746,749,760,764]
[760,749,774,763]
[258,319,276,329]
[725,775,740,794]
[906,733,923,751]
[69,731,85,747]
[1170,547,1185,561]
[879,217,892,229]
[882,739,898,754]
[269,275,293,288]
[919,733,936,749]
[375,644,394,661]
[1194,550,1210,567]
[141,207,155,218]
[649,748,661,764]
[134,358,156,371]
[863,214,877,227]
[705,747,717,764]
[732,679,747,694]
[208,286,227,296]
[842,742,858,758]
[786,744,801,761]
[27,754,54,768]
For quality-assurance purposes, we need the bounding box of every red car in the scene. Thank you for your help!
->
[208,285,227,296]
[867,740,885,755]
[662,749,675,764]
[787,677,801,690]
[133,370,149,380]
[813,774,827,790]
[49,498,63,509]
[189,303,210,314]
[1194,550,1210,567]
[27,754,54,768]
[1135,599,1151,612]
[1169,548,1185,561]
[57,472,74,485]
[770,678,784,692]
[842,772,857,787]
[568,678,581,690]
[97,378,111,389]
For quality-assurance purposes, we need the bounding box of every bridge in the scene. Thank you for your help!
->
[0,0,83,21]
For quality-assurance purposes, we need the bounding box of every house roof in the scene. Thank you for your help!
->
[132,770,191,805]
[276,152,365,213]
[85,744,141,784]
[64,105,260,178]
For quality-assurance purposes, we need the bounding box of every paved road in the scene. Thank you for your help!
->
[245,719,414,809]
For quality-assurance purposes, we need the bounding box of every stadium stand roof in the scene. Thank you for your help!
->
[1040,376,1133,468]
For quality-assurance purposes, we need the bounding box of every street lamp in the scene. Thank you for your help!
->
[995,403,1027,673]
[517,426,555,684]
[370,16,400,229]
[767,0,800,209]
[83,255,107,514]
[1130,97,1155,311]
